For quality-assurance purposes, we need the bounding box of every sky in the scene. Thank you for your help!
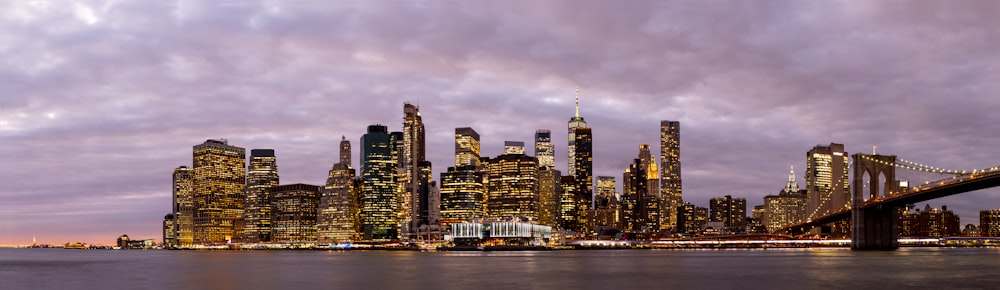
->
[3,1,1000,245]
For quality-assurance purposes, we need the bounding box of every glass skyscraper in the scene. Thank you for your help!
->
[270,183,321,243]
[361,125,399,241]
[534,129,554,168]
[454,127,480,167]
[567,89,587,176]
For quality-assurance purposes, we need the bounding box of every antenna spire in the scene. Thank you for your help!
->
[575,87,580,118]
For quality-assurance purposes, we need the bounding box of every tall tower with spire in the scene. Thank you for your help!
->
[783,165,799,194]
[567,88,588,175]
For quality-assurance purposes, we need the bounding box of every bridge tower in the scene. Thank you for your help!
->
[850,153,899,250]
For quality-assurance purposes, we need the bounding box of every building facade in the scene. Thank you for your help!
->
[982,209,1000,237]
[763,166,807,233]
[440,165,486,227]
[805,143,849,220]
[242,149,279,243]
[660,120,682,232]
[318,137,358,243]
[709,195,747,233]
[270,184,321,243]
[901,204,961,238]
[360,125,400,241]
[455,127,481,167]
[573,127,594,211]
[171,166,194,246]
[534,129,554,168]
[484,152,539,221]
[192,139,246,244]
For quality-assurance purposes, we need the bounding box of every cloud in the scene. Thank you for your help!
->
[2,0,1000,244]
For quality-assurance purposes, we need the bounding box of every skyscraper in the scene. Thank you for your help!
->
[318,136,358,243]
[455,127,480,167]
[192,139,246,244]
[573,128,594,209]
[270,184,321,243]
[439,165,486,226]
[402,103,427,237]
[568,88,588,176]
[534,130,554,168]
[638,144,662,231]
[660,120,681,232]
[242,149,279,243]
[593,176,619,231]
[622,158,654,232]
[537,167,561,227]
[171,166,193,246]
[805,143,849,220]
[484,150,539,221]
[361,125,399,241]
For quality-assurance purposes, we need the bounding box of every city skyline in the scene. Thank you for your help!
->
[3,1,1000,245]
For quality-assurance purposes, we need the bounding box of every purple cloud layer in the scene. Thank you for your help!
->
[2,1,1000,244]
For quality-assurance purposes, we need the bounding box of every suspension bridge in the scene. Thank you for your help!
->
[780,151,1000,250]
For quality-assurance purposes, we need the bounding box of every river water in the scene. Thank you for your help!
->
[1,247,997,289]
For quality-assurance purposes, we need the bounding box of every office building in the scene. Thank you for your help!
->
[805,143,849,219]
[192,139,246,244]
[592,176,619,231]
[504,141,525,155]
[318,136,359,243]
[660,120,682,232]
[163,213,176,247]
[401,103,428,237]
[171,166,194,246]
[537,167,561,227]
[982,209,1000,237]
[534,129,554,168]
[764,166,807,233]
[360,125,400,241]
[573,127,594,210]
[270,184,320,243]
[622,156,658,233]
[710,195,747,233]
[676,202,707,236]
[455,127,481,167]
[439,165,486,226]
[901,204,961,238]
[483,151,539,221]
[242,149,279,243]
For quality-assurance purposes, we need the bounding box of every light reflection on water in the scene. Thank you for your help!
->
[1,248,998,289]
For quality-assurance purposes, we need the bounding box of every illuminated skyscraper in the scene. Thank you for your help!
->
[270,184,320,243]
[484,151,539,221]
[537,167,561,227]
[676,202,707,236]
[534,130,554,168]
[559,176,580,230]
[163,213,176,247]
[439,165,485,226]
[659,120,681,232]
[192,139,246,244]
[623,148,658,233]
[764,166,807,233]
[504,141,525,155]
[318,136,358,243]
[573,128,593,207]
[567,88,588,176]
[401,103,428,237]
[241,149,278,243]
[980,209,1000,237]
[361,125,400,241]
[638,144,662,231]
[710,195,747,233]
[593,176,619,231]
[805,143,849,219]
[455,127,480,167]
[171,166,194,246]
